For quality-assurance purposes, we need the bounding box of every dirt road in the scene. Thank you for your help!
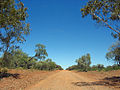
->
[26,70,116,90]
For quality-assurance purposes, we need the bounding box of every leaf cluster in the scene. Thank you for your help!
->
[106,41,120,65]
[81,0,120,39]
[76,53,91,71]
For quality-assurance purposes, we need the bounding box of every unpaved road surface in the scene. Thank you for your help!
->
[26,70,116,90]
[0,70,58,90]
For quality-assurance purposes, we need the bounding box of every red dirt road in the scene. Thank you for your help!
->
[26,70,116,90]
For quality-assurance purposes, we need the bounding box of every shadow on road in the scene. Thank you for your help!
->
[103,76,120,82]
[72,76,120,88]
[0,73,20,80]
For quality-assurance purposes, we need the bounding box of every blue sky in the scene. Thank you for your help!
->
[21,0,116,69]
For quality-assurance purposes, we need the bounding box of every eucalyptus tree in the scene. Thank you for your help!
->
[46,58,57,70]
[106,41,120,65]
[0,0,30,67]
[29,44,48,61]
[91,64,104,70]
[9,49,29,68]
[76,53,91,71]
[81,0,120,39]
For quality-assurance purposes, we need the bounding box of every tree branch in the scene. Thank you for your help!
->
[91,13,120,34]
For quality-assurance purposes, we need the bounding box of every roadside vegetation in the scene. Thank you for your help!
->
[0,44,63,78]
[66,0,119,72]
[0,0,120,79]
[0,0,120,89]
[0,0,63,78]
[0,44,63,71]
[66,53,120,72]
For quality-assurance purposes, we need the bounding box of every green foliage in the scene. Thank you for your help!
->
[29,44,48,61]
[0,0,30,67]
[66,53,91,72]
[46,59,56,70]
[0,48,63,70]
[76,53,91,71]
[1,49,36,69]
[90,64,104,71]
[0,58,2,67]
[67,64,120,72]
[0,1,63,71]
[0,42,63,70]
[66,52,120,72]
[34,44,48,60]
[16,67,24,70]
[34,59,63,71]
[106,41,120,65]
[0,67,8,74]
[66,65,79,70]
[56,65,63,70]
[81,0,120,39]
[103,64,120,71]
[0,67,8,77]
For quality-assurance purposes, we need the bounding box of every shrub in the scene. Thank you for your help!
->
[16,67,24,70]
[0,67,8,73]
[104,65,120,71]
[0,67,8,78]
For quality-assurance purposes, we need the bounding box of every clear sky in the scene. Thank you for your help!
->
[20,0,116,69]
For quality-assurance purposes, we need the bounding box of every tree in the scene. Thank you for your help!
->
[56,65,63,70]
[0,0,30,67]
[96,64,104,69]
[34,58,63,70]
[106,41,120,65]
[29,44,48,61]
[66,65,79,70]
[34,61,43,70]
[91,64,104,71]
[1,49,37,69]
[10,49,29,68]
[76,53,91,71]
[81,0,120,39]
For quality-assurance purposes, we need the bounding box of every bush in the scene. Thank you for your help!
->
[0,67,8,78]
[16,67,24,70]
[0,67,8,73]
[66,65,79,70]
[90,64,105,71]
[104,65,120,71]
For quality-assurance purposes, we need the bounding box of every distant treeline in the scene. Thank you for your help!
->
[66,64,120,72]
[0,44,63,71]
[66,53,120,72]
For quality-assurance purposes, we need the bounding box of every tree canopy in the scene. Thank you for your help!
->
[81,0,120,39]
[106,41,120,65]
[0,0,30,51]
[0,0,30,67]
[29,44,48,61]
[76,53,91,71]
